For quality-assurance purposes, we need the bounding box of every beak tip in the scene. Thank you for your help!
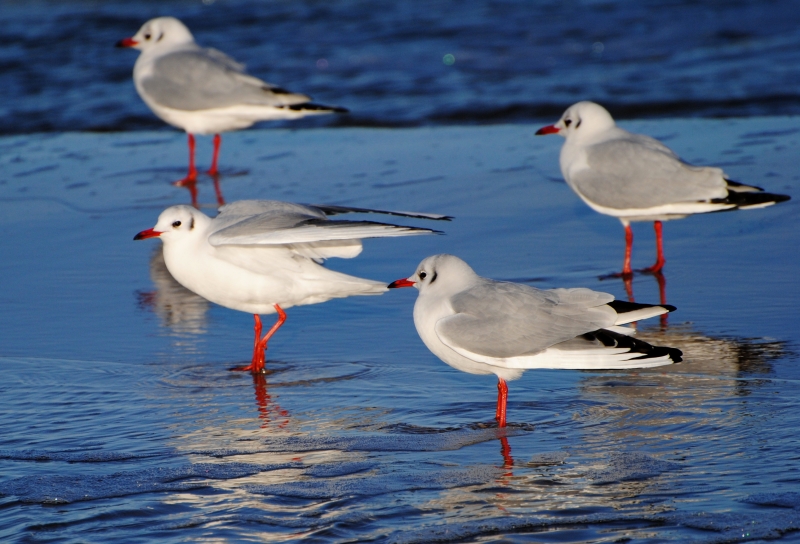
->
[535,125,560,136]
[134,228,161,240]
[388,278,415,289]
[115,38,137,48]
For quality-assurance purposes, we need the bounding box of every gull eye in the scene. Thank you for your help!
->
[418,271,427,280]
[144,33,151,40]
[564,118,572,127]
[172,220,182,228]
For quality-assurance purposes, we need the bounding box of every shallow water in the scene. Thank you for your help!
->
[2,0,800,134]
[1,119,800,541]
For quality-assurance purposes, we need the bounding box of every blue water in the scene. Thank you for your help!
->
[1,120,800,541]
[1,0,800,134]
[2,0,800,541]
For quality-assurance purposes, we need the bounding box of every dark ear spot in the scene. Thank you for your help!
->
[430,271,438,284]
[157,32,164,42]
[189,217,195,230]
[576,119,582,128]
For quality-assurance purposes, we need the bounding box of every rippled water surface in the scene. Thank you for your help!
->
[2,0,800,133]
[1,119,799,541]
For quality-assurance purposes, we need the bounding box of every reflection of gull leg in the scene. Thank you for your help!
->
[210,173,225,206]
[496,378,508,428]
[623,273,635,303]
[251,372,290,429]
[499,436,513,469]
[642,221,666,273]
[174,134,198,187]
[233,305,287,373]
[620,270,670,327]
[207,134,221,176]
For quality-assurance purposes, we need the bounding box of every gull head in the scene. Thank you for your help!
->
[116,17,195,51]
[388,254,479,297]
[134,205,207,243]
[536,101,616,140]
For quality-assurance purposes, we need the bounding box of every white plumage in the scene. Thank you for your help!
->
[536,101,790,275]
[135,200,445,371]
[389,254,681,427]
[117,17,346,183]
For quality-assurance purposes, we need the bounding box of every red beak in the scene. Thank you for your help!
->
[115,37,138,48]
[134,228,162,240]
[388,278,416,289]
[535,124,560,135]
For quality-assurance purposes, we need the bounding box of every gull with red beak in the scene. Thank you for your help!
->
[389,254,682,427]
[116,17,346,187]
[135,200,448,372]
[536,101,790,276]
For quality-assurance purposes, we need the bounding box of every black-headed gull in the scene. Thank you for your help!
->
[388,254,682,427]
[536,101,790,276]
[117,17,346,185]
[134,200,448,372]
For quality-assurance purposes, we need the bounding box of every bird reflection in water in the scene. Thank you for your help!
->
[602,269,669,327]
[136,248,209,336]
[250,371,290,430]
[499,435,513,469]
[178,171,225,209]
[139,248,292,428]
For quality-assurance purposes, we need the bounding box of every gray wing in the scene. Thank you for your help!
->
[140,49,311,111]
[571,135,728,209]
[436,281,617,358]
[207,200,437,246]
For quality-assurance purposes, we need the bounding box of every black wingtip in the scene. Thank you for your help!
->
[590,329,683,363]
[309,204,452,222]
[607,300,676,315]
[286,103,349,113]
[713,189,791,208]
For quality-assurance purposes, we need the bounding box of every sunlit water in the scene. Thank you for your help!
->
[2,0,800,134]
[1,119,799,541]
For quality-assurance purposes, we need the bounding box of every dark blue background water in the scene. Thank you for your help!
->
[2,0,800,134]
[2,1,800,542]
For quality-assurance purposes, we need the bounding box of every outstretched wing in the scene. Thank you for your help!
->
[208,200,440,247]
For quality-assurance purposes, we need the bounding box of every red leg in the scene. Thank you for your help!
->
[621,223,633,276]
[654,270,668,327]
[207,134,221,176]
[495,378,508,428]
[643,221,666,273]
[232,305,287,373]
[174,133,198,187]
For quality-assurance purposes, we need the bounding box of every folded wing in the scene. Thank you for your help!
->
[141,49,311,111]
[436,281,617,358]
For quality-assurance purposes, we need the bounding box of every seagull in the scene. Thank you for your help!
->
[388,254,682,427]
[536,101,790,276]
[117,17,347,186]
[134,200,449,372]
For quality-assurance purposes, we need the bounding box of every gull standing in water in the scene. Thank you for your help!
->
[536,101,790,276]
[135,200,448,372]
[389,254,682,427]
[117,17,347,187]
